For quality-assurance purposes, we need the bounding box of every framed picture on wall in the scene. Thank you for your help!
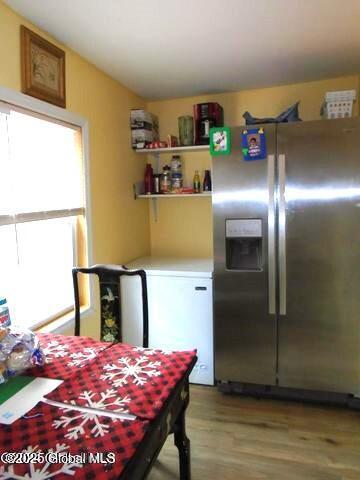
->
[20,25,66,108]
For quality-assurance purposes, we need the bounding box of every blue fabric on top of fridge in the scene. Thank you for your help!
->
[243,101,302,125]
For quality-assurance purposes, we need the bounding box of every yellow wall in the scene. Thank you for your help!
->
[0,1,150,337]
[2,0,360,333]
[147,75,359,257]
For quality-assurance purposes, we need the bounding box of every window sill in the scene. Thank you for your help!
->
[35,306,94,335]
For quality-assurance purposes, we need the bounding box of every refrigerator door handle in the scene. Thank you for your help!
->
[267,154,276,315]
[278,153,287,316]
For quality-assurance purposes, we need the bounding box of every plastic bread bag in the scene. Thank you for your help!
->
[0,326,45,383]
[243,102,301,125]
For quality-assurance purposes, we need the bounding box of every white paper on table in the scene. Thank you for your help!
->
[0,377,63,425]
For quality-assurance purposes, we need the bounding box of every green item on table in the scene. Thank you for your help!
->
[0,376,34,404]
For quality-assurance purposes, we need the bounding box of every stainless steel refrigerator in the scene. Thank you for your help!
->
[213,118,360,400]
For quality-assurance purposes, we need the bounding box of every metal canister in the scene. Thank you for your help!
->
[153,174,161,194]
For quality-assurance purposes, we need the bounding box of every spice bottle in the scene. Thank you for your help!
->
[203,170,212,192]
[144,163,154,195]
[160,165,171,194]
[193,170,201,193]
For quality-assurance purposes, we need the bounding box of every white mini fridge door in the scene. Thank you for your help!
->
[121,274,214,385]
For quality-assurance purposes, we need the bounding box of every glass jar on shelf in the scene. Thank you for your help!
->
[160,165,171,194]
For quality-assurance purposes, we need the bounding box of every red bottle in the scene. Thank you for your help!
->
[144,164,154,194]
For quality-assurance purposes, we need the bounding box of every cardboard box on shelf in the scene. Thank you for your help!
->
[130,109,159,132]
[131,128,159,149]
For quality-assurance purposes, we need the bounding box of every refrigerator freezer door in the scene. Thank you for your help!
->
[213,125,277,385]
[277,118,360,394]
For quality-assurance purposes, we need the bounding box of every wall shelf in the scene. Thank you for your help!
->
[137,193,211,198]
[136,145,209,154]
[134,181,211,222]
[134,144,211,222]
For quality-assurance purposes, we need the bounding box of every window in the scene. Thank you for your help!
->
[0,101,88,329]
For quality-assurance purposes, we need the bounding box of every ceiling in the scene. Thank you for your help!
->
[5,0,360,100]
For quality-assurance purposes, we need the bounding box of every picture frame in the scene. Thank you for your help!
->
[210,127,231,156]
[241,127,267,161]
[20,25,66,108]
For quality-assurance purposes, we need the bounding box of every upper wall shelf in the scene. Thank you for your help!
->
[136,145,209,154]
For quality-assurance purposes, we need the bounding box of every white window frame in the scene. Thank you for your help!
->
[0,85,94,333]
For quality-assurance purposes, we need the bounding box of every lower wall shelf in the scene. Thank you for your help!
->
[137,193,212,198]
[133,183,212,222]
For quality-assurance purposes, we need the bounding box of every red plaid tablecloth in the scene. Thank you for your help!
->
[1,334,197,479]
[25,333,113,380]
[0,401,149,480]
[46,343,197,419]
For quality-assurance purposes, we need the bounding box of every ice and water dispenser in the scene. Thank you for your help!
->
[225,219,263,271]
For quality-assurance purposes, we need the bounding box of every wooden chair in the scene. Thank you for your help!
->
[72,264,149,345]
[72,263,194,479]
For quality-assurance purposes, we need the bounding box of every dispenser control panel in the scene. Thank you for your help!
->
[225,219,263,271]
[226,219,262,238]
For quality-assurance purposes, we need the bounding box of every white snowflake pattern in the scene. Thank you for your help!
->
[132,346,173,356]
[67,347,99,367]
[42,341,69,359]
[52,389,131,439]
[0,443,82,479]
[101,355,162,387]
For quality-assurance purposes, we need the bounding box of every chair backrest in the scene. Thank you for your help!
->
[72,264,148,347]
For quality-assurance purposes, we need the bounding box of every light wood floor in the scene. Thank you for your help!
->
[148,385,360,480]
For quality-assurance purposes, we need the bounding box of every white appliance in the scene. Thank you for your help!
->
[121,257,214,385]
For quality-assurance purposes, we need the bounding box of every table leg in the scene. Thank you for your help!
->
[174,407,191,480]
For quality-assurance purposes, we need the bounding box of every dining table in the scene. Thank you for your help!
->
[0,333,197,480]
